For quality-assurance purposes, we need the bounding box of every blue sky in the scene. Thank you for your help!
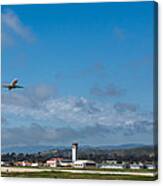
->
[1,2,157,148]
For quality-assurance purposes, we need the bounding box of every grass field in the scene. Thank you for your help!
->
[1,171,158,181]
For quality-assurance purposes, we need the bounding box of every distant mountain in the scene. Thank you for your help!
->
[2,143,153,154]
[94,143,148,150]
[2,145,56,154]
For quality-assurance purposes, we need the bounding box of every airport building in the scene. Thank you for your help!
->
[46,142,96,168]
[73,160,96,168]
[46,157,63,167]
[100,164,124,169]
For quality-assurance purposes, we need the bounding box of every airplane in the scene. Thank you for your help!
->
[2,79,24,90]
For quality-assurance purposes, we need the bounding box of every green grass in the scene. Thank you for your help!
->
[1,171,158,181]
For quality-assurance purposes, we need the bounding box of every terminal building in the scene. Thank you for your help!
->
[71,143,96,168]
[46,142,96,168]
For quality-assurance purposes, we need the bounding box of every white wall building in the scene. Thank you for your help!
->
[146,164,156,170]
[59,159,73,167]
[31,163,39,167]
[46,158,63,168]
[73,160,96,168]
[1,161,5,166]
[100,164,124,169]
[130,164,141,170]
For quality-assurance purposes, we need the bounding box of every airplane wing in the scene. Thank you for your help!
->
[11,79,18,86]
[15,85,24,88]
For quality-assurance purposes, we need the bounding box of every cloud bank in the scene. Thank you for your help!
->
[2,92,152,128]
[2,85,152,125]
[1,84,154,147]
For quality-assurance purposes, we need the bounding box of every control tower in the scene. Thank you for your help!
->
[72,143,78,162]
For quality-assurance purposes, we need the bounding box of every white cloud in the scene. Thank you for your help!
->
[2,9,35,43]
[2,89,153,133]
[2,86,154,147]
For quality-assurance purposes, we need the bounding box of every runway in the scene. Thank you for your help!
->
[1,167,157,177]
